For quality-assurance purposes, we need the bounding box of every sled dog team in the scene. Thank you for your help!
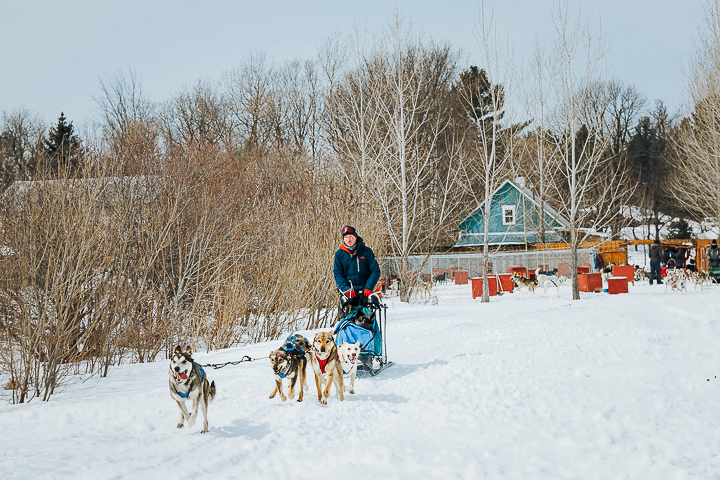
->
[169,332,360,433]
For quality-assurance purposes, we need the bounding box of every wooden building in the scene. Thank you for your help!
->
[454,178,571,249]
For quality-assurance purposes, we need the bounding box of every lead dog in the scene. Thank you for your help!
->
[337,341,361,394]
[309,331,344,404]
[169,346,216,433]
[269,334,309,402]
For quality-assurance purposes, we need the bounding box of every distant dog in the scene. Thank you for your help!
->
[634,266,647,282]
[601,263,616,283]
[269,334,310,402]
[415,281,432,299]
[337,341,361,394]
[665,268,688,292]
[169,345,216,433]
[535,268,559,292]
[687,270,710,290]
[433,272,447,285]
[539,274,569,293]
[510,272,537,293]
[309,331,344,404]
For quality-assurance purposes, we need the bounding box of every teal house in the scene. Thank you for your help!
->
[454,178,570,247]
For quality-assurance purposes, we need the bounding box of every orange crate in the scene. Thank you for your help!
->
[510,266,527,277]
[454,271,468,285]
[577,266,590,274]
[578,273,603,292]
[607,276,628,294]
[612,265,635,285]
[472,276,497,298]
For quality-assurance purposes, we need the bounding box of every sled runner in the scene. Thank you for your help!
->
[333,293,391,376]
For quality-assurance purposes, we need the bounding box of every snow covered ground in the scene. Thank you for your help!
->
[2,280,720,479]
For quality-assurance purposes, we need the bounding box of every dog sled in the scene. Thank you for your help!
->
[333,293,390,376]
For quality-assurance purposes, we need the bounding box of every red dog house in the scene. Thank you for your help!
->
[496,273,514,293]
[454,271,469,285]
[612,265,635,285]
[472,276,497,298]
[578,273,603,292]
[607,276,628,294]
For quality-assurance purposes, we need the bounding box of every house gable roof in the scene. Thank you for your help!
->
[454,179,571,247]
[457,178,570,231]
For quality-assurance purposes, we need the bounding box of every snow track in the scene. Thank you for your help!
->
[2,282,720,479]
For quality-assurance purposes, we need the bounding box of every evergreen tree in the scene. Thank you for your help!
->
[666,218,693,239]
[41,112,83,177]
[627,103,672,240]
[455,66,505,124]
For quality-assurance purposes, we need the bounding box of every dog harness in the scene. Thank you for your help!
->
[342,359,355,375]
[276,360,291,379]
[315,353,342,374]
[280,338,305,358]
[174,365,204,399]
[276,336,306,378]
[316,355,329,374]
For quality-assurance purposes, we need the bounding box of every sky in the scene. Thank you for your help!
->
[0,0,706,133]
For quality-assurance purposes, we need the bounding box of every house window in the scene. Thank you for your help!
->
[502,205,516,225]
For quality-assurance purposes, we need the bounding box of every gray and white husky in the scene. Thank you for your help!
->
[169,345,216,433]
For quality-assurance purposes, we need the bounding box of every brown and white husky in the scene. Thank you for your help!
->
[169,346,216,433]
[309,332,344,405]
[269,334,310,402]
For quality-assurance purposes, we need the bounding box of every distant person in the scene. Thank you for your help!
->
[676,247,687,268]
[661,247,670,266]
[648,239,662,285]
[707,239,720,266]
[708,239,720,282]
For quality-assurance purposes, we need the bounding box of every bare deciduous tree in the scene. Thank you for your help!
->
[671,0,720,228]
[96,69,160,175]
[224,53,280,150]
[0,108,44,190]
[372,18,462,301]
[160,79,231,149]
[547,4,632,300]
[457,6,518,303]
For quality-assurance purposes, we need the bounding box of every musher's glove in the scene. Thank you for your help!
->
[363,289,373,297]
[346,289,356,299]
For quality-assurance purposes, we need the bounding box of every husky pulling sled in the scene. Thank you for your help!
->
[333,290,391,376]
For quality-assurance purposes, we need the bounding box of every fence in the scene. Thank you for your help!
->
[381,248,598,280]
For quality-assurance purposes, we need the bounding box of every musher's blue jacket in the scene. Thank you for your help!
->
[333,237,381,294]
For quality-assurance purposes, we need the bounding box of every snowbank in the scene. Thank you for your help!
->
[2,281,719,479]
